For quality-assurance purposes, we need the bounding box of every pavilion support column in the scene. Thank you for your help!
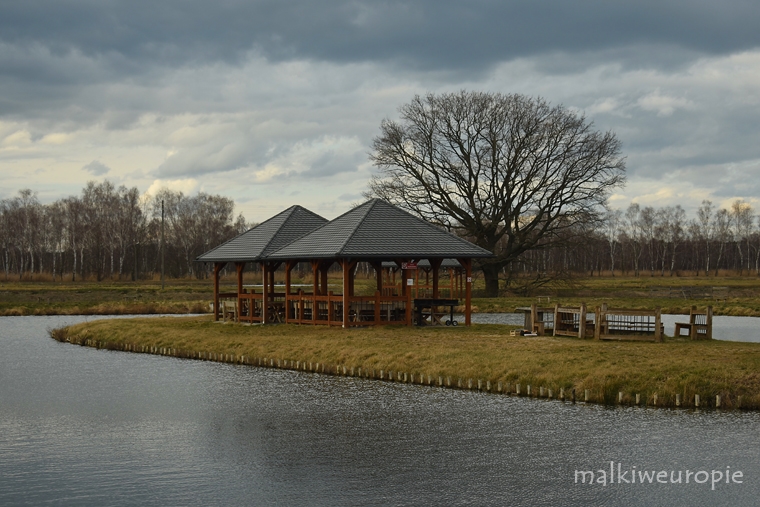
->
[285,261,294,323]
[371,261,383,293]
[320,262,330,296]
[430,259,442,299]
[311,261,320,296]
[400,260,413,326]
[261,262,269,324]
[342,260,351,328]
[235,262,244,322]
[213,262,223,321]
[457,258,472,326]
[348,263,355,297]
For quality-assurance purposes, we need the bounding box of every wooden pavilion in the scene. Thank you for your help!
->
[197,199,492,327]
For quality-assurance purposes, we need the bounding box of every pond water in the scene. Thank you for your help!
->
[463,313,760,342]
[1,315,759,506]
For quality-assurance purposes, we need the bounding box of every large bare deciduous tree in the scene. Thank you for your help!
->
[367,91,626,296]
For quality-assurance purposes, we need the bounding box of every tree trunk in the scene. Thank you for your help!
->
[481,263,501,297]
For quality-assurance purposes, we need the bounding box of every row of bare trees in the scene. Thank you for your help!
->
[511,199,760,284]
[0,181,246,281]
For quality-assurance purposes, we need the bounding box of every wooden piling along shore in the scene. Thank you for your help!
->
[49,325,758,411]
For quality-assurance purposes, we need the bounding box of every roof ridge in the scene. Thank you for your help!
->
[264,199,375,258]
[197,204,321,262]
[256,206,336,258]
[335,199,377,256]
[257,205,299,257]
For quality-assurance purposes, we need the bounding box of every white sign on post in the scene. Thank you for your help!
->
[467,277,472,283]
[407,278,414,286]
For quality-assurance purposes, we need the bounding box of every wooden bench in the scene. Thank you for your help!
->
[674,306,713,340]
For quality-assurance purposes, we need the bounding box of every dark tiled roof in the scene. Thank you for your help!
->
[267,199,493,260]
[196,205,327,262]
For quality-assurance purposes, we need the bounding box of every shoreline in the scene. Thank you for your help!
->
[49,316,760,411]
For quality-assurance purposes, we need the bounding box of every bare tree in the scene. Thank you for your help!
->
[603,209,622,276]
[713,208,732,275]
[623,203,643,276]
[696,200,714,276]
[367,91,625,296]
[731,199,753,274]
[639,205,657,276]
[664,205,686,276]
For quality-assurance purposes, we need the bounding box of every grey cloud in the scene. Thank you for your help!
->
[294,148,363,179]
[3,1,760,76]
[83,160,110,175]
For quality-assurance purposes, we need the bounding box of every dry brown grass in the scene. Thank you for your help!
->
[54,316,760,410]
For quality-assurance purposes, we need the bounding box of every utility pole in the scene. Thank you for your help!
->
[161,199,165,290]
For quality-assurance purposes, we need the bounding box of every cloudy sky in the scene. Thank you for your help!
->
[2,0,760,222]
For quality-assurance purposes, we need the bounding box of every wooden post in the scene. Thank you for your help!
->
[261,262,269,324]
[579,303,586,338]
[372,261,383,293]
[531,303,537,333]
[284,261,293,323]
[552,303,559,336]
[213,262,222,321]
[402,261,412,326]
[655,307,662,342]
[374,290,381,324]
[457,258,472,326]
[312,261,320,296]
[320,262,329,296]
[689,305,697,340]
[706,306,713,340]
[236,262,244,323]
[594,305,602,340]
[342,260,350,328]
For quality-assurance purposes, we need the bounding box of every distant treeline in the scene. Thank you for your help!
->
[1,180,759,282]
[0,180,247,281]
[512,200,760,280]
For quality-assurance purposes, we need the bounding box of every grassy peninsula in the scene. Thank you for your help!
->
[52,316,760,410]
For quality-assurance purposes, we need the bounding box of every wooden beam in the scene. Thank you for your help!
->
[213,262,223,321]
[261,261,268,324]
[320,261,330,296]
[457,258,472,326]
[285,261,294,323]
[236,262,244,323]
[342,260,351,328]
[371,261,383,293]
[311,260,320,296]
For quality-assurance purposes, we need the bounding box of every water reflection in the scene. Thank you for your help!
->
[0,315,758,506]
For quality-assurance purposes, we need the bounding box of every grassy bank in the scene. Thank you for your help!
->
[0,280,211,316]
[51,316,760,410]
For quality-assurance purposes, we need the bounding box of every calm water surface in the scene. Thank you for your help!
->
[1,315,759,506]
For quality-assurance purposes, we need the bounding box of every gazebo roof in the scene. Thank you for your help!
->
[266,199,492,260]
[196,205,327,263]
